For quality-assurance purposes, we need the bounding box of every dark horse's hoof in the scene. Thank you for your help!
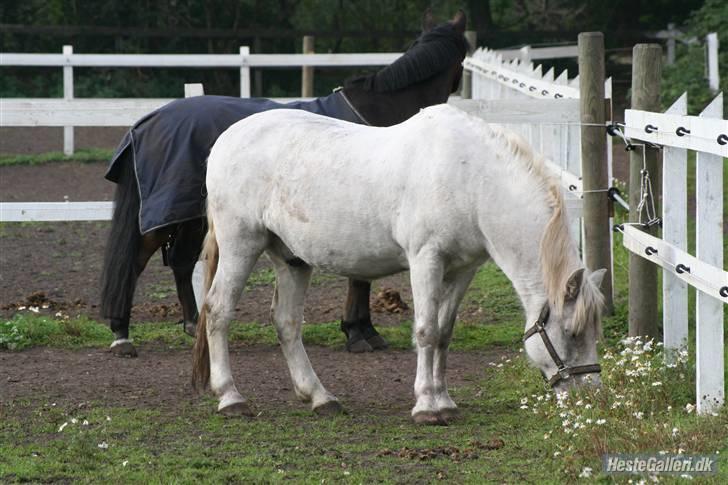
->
[182,320,197,337]
[347,338,373,353]
[366,334,389,350]
[109,340,138,358]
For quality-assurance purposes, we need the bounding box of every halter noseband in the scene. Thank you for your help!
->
[523,303,601,388]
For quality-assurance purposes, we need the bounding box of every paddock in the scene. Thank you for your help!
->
[1,30,726,482]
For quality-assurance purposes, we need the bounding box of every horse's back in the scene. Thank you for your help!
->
[206,106,496,277]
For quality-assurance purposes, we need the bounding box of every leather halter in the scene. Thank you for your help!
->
[523,303,601,387]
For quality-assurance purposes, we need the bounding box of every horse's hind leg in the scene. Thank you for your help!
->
[169,219,206,337]
[432,268,477,421]
[269,253,342,415]
[207,236,265,415]
[110,226,173,357]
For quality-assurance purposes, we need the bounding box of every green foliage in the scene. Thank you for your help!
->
[662,0,728,112]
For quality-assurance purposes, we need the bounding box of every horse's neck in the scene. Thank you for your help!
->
[341,69,451,127]
[476,174,560,322]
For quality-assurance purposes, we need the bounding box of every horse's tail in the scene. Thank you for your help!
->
[100,159,141,321]
[191,210,218,391]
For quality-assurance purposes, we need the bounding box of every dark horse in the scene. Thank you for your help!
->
[100,10,468,357]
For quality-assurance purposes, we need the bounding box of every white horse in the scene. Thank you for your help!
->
[192,104,606,424]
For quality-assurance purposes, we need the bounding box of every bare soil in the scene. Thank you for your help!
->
[0,345,506,416]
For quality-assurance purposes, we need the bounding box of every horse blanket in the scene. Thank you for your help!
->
[105,92,366,233]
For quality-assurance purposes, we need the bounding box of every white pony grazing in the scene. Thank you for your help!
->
[192,104,606,425]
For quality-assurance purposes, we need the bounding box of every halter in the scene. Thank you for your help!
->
[523,303,601,388]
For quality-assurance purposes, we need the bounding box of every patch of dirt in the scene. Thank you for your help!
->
[0,345,509,418]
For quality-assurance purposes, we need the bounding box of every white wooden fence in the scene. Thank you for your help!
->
[620,92,727,415]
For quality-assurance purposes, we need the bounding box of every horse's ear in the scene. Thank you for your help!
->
[564,268,585,301]
[450,9,467,34]
[422,8,436,32]
[589,268,607,290]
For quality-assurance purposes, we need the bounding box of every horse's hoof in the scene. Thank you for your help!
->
[183,321,197,337]
[109,340,138,358]
[313,400,345,416]
[218,401,255,417]
[346,339,373,353]
[438,407,460,421]
[366,334,389,350]
[412,411,448,426]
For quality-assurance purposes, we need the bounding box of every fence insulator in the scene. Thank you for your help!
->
[644,124,658,134]
[554,93,563,99]
[675,126,690,137]
[675,263,691,274]
[568,184,577,191]
[529,86,536,92]
[720,287,728,298]
[717,134,728,146]
[519,82,526,88]
[613,224,624,233]
[645,246,658,256]
[541,89,549,96]
[512,79,519,84]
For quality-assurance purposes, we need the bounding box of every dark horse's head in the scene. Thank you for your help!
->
[342,10,469,126]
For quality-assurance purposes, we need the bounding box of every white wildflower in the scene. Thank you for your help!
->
[29,306,40,313]
[671,427,679,438]
[553,451,561,457]
[122,460,129,467]
[98,441,109,449]
[82,420,89,426]
[684,403,695,414]
[584,404,592,409]
[58,422,68,432]
[651,381,662,387]
[520,405,529,410]
[71,418,78,424]
[679,474,693,480]
[578,467,593,478]
[596,419,606,425]
[633,411,643,420]
[520,397,528,405]
[343,471,350,476]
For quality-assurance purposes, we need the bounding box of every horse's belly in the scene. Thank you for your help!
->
[266,214,407,279]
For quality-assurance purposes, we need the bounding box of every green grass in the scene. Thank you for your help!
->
[0,148,113,166]
[1,344,725,483]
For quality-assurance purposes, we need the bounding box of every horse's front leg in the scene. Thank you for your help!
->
[433,268,478,421]
[409,253,446,425]
[169,219,207,337]
[110,227,173,357]
[341,279,388,352]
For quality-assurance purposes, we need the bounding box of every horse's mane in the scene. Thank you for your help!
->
[487,126,603,335]
[344,23,468,93]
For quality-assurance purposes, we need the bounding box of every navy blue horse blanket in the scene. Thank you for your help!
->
[106,92,366,234]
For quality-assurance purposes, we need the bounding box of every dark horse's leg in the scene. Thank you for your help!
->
[109,228,173,357]
[340,279,388,353]
[168,219,207,337]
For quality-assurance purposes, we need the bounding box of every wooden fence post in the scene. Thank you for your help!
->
[239,46,251,98]
[628,44,662,339]
[461,30,477,99]
[302,35,315,97]
[63,45,74,156]
[578,32,613,314]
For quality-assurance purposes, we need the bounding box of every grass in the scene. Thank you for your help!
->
[0,148,113,166]
[1,339,725,483]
